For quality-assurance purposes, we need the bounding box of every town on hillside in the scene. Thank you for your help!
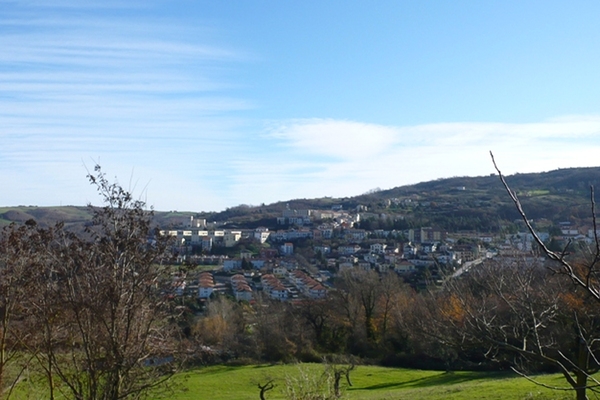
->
[160,205,595,303]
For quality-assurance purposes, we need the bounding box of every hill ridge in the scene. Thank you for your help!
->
[2,166,600,232]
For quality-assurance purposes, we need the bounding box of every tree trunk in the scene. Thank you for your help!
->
[575,375,587,400]
[575,338,588,400]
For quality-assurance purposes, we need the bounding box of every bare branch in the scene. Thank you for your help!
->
[490,151,600,300]
[510,367,584,392]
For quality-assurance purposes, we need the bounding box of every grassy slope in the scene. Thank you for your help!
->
[163,365,573,400]
[0,206,196,232]
[0,206,91,226]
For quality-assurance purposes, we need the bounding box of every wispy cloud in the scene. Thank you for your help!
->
[3,2,600,212]
[269,119,400,159]
[0,2,253,210]
[228,117,600,206]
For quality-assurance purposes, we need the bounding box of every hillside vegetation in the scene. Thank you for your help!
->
[3,166,600,231]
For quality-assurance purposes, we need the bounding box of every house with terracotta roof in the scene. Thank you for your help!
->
[230,274,253,301]
[288,270,327,299]
[234,284,253,302]
[308,283,327,299]
[394,260,416,274]
[198,272,215,298]
[270,284,289,300]
[261,274,289,300]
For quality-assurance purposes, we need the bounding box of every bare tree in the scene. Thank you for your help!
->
[485,153,600,400]
[377,272,408,340]
[257,379,276,400]
[298,299,348,354]
[25,165,179,400]
[193,296,244,349]
[335,269,412,354]
[336,269,380,343]
[0,221,46,398]
[282,357,355,400]
[252,296,300,362]
[323,355,356,398]
[26,223,75,400]
[439,260,600,382]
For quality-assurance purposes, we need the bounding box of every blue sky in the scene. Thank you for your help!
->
[2,1,600,211]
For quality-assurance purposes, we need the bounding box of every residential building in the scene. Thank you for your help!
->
[281,242,294,255]
[198,272,215,299]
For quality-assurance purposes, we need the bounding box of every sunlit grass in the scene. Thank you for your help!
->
[159,364,576,400]
[6,361,581,399]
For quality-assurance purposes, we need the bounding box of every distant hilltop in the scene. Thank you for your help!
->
[2,166,600,233]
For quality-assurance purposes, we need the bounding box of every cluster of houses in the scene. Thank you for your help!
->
[179,266,327,304]
[287,270,327,299]
[261,274,289,300]
[161,228,242,251]
[253,268,327,301]
[276,207,360,227]
[165,206,599,303]
[161,208,362,254]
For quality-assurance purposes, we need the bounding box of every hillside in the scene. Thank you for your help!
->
[2,166,600,232]
[0,206,92,230]
[207,166,600,232]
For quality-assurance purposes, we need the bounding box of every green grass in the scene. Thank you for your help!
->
[194,264,219,272]
[161,364,575,400]
[6,363,578,400]
[520,190,551,197]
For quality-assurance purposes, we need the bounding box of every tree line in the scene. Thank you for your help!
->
[0,166,180,399]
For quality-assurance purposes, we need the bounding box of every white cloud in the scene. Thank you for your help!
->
[268,119,400,159]
[228,116,600,208]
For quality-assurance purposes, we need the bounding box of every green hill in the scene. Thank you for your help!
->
[0,206,91,229]
[3,166,600,232]
[209,166,600,232]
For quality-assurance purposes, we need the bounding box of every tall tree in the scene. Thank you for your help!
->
[28,166,178,400]
[336,269,380,343]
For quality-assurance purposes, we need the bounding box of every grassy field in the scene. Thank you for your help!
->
[161,364,574,400]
